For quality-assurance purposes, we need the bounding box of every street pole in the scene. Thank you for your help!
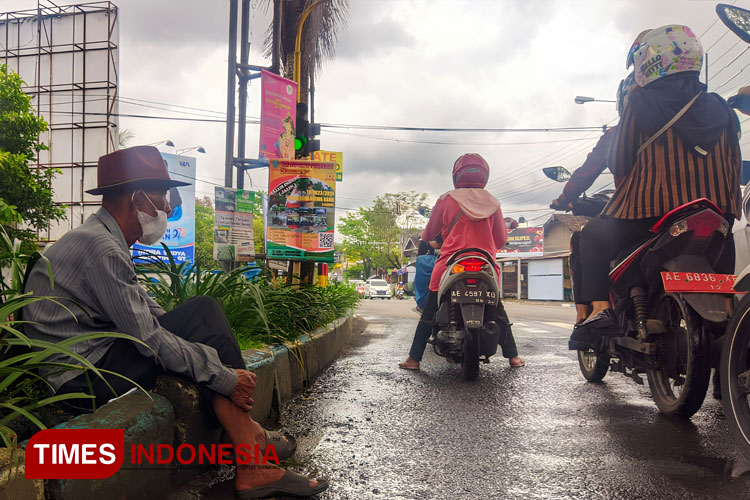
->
[224,0,238,188]
[236,0,250,190]
[293,0,326,101]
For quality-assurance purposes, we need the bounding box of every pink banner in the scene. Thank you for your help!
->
[259,70,297,160]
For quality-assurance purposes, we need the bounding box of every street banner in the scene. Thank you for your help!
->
[259,70,297,161]
[498,227,544,259]
[266,158,336,263]
[132,153,196,264]
[213,186,257,262]
[311,150,343,181]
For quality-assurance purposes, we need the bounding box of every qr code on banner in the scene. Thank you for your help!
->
[318,232,334,249]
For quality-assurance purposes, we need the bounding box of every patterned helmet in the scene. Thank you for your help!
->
[616,72,636,115]
[452,153,490,188]
[632,25,703,87]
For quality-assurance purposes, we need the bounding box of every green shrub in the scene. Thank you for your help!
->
[137,245,360,349]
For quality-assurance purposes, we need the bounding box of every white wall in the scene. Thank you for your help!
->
[528,258,564,301]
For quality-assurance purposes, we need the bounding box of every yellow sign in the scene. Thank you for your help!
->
[312,150,343,181]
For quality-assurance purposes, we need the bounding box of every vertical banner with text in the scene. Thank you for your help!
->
[259,70,297,161]
[214,187,257,262]
[266,159,336,263]
[132,153,196,264]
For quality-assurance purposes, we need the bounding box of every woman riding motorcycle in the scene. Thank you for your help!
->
[399,154,525,370]
[570,25,742,347]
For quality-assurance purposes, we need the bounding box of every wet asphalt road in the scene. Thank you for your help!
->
[273,299,750,500]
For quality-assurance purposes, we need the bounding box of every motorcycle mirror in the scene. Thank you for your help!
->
[542,166,571,183]
[717,3,750,43]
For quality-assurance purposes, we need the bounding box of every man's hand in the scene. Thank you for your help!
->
[429,240,441,249]
[229,369,257,412]
[550,198,573,211]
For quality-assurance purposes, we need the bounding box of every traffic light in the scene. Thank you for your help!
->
[308,122,321,154]
[295,103,309,158]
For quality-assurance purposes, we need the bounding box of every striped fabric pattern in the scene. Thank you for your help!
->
[602,103,741,220]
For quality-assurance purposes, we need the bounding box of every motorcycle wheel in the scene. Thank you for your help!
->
[647,293,711,418]
[461,328,480,381]
[721,294,750,460]
[577,349,609,382]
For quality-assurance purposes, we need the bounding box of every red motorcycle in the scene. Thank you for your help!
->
[571,199,732,418]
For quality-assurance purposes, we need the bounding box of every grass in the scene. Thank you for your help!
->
[136,245,360,349]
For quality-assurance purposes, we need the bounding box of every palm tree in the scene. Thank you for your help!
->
[262,0,349,104]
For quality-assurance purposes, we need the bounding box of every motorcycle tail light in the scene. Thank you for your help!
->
[467,279,477,284]
[458,258,485,272]
[452,264,465,274]
[669,210,728,238]
[669,220,688,237]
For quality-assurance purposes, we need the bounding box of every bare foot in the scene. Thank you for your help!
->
[398,357,420,370]
[509,356,525,367]
[235,464,319,491]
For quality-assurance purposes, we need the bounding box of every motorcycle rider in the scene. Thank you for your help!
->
[569,25,742,348]
[399,154,525,370]
[552,73,634,325]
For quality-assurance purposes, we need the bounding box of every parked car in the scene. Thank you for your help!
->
[366,279,391,300]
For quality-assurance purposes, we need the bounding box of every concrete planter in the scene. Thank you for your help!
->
[3,314,359,500]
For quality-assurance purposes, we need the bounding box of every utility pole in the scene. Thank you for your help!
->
[224,0,238,188]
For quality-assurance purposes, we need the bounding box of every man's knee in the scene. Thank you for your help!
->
[185,296,226,319]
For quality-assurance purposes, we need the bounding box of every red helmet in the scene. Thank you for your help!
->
[452,153,490,188]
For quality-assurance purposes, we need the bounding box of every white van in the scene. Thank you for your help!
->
[365,279,392,300]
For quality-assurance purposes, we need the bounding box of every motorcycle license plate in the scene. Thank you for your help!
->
[450,289,497,304]
[661,272,744,294]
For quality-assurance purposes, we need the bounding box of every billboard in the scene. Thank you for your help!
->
[213,187,257,262]
[498,227,544,259]
[132,153,196,264]
[0,2,119,242]
[259,70,297,161]
[266,159,336,263]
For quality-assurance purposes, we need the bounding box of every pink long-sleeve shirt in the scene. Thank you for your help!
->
[421,194,506,292]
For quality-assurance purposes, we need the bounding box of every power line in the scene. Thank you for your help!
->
[323,129,600,146]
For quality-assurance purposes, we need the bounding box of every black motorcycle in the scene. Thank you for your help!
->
[429,248,507,381]
[569,199,732,417]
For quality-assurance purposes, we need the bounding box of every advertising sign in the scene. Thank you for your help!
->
[214,187,257,262]
[311,150,343,181]
[259,70,297,161]
[498,227,544,259]
[132,153,196,264]
[266,159,336,262]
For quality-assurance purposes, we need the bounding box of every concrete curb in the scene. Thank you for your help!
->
[7,313,361,500]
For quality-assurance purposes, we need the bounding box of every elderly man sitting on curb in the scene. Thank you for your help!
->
[23,146,328,499]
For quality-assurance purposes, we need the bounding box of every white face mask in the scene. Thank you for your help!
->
[133,191,168,245]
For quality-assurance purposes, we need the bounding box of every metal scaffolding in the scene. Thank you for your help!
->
[0,1,119,242]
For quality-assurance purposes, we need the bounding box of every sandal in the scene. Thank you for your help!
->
[236,470,329,498]
[398,360,420,371]
[509,356,525,368]
[262,430,297,461]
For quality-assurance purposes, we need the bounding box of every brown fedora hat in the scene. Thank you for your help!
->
[86,145,190,195]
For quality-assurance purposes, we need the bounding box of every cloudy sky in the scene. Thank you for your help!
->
[5,0,750,226]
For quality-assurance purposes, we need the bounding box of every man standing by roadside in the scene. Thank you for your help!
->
[23,146,328,498]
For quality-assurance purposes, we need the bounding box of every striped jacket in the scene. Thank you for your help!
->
[602,99,741,220]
